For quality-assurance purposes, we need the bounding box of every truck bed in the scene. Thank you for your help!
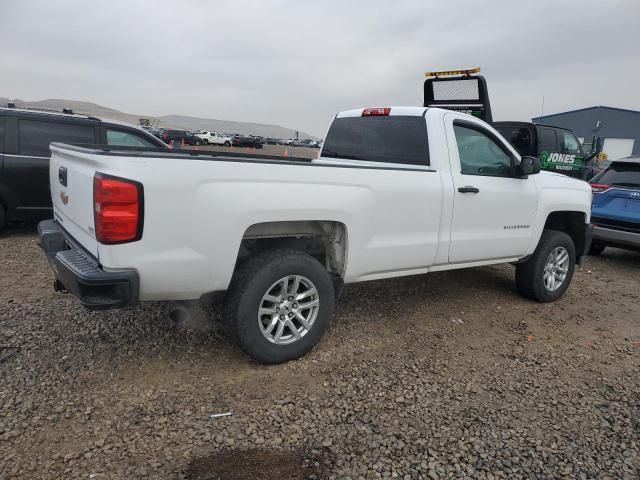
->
[48,142,443,301]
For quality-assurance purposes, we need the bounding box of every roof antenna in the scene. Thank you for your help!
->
[540,96,545,118]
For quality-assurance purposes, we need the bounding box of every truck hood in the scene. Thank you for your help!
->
[535,170,592,221]
[536,170,590,190]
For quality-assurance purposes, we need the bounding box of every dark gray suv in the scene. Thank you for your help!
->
[0,105,167,230]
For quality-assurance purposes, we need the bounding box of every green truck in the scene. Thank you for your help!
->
[423,68,601,179]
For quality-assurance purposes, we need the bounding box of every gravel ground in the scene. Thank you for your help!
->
[0,228,639,480]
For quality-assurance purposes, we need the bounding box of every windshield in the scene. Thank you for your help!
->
[596,162,640,187]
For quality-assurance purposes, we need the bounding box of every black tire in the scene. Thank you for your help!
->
[515,229,576,303]
[588,242,606,256]
[224,249,335,364]
[224,141,231,147]
[203,139,209,145]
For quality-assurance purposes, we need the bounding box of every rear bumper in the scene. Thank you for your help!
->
[593,225,640,250]
[37,219,139,310]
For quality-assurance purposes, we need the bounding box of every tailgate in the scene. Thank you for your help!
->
[49,144,100,257]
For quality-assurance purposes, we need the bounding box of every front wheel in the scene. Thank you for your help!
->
[516,229,576,302]
[224,141,231,147]
[224,249,335,364]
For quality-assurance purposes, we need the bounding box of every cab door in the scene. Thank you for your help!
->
[444,113,539,263]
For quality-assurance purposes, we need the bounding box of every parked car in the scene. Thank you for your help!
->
[298,139,320,148]
[149,128,163,139]
[38,106,592,364]
[588,156,640,255]
[160,129,202,146]
[232,135,263,148]
[195,131,232,146]
[0,105,166,230]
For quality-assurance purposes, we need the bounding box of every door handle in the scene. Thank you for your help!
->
[458,186,479,193]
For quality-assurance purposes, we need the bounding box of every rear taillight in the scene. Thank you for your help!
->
[591,183,609,193]
[362,107,391,116]
[93,173,143,244]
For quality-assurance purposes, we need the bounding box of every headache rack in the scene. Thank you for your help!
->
[423,67,493,123]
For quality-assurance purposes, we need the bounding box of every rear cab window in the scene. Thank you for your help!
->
[597,162,640,188]
[321,115,429,166]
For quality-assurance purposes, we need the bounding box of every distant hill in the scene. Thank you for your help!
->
[0,97,318,140]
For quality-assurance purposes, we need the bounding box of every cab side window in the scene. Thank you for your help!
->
[538,127,558,153]
[453,124,513,177]
[106,128,158,148]
[19,119,95,156]
[561,131,582,155]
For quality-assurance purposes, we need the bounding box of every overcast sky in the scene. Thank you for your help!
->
[1,0,639,136]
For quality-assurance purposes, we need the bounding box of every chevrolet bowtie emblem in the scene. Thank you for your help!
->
[60,190,69,205]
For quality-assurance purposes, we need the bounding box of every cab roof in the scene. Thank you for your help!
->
[0,105,100,121]
[612,156,640,164]
[336,107,428,118]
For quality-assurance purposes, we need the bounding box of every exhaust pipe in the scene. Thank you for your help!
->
[168,301,212,331]
[169,303,191,325]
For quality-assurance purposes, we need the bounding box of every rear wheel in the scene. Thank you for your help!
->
[588,242,606,256]
[203,139,209,145]
[224,141,231,147]
[224,249,335,364]
[516,230,576,302]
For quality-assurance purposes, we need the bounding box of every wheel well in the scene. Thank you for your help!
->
[236,221,347,278]
[544,211,588,261]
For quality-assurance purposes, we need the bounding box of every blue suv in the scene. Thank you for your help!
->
[589,156,640,255]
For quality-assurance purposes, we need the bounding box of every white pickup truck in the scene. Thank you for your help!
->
[38,106,593,363]
[195,131,232,147]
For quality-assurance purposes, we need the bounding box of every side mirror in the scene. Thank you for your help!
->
[592,136,603,155]
[519,156,541,176]
[583,136,603,162]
